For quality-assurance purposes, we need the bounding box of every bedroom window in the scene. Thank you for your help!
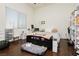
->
[18,13,26,28]
[6,7,26,29]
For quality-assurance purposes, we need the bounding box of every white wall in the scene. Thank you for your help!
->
[34,3,77,39]
[0,4,5,41]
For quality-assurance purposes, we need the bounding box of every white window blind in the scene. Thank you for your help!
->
[18,13,26,28]
[6,7,26,29]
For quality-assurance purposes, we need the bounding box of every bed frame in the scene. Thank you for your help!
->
[26,35,52,50]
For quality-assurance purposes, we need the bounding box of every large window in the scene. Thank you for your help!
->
[6,7,26,29]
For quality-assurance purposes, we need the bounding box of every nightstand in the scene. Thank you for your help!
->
[52,32,60,53]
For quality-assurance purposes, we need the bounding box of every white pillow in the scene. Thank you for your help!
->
[25,43,32,47]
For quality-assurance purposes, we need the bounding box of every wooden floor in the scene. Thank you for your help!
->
[0,39,75,56]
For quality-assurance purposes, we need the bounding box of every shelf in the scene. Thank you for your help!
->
[5,29,13,41]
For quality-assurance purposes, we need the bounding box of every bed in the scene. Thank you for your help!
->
[26,32,52,50]
[21,32,52,55]
[21,31,61,55]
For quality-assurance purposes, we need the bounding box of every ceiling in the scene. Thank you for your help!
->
[27,3,52,8]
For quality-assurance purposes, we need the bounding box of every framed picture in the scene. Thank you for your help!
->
[41,21,45,24]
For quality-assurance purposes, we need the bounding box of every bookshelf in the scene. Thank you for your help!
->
[70,7,79,55]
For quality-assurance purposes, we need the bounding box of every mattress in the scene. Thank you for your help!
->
[27,32,52,40]
[21,42,47,55]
